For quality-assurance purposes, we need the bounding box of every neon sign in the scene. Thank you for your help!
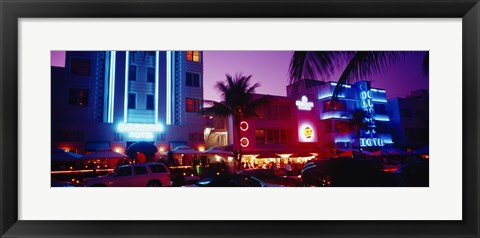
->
[356,81,384,147]
[296,96,314,111]
[240,137,249,147]
[359,138,384,147]
[304,127,313,139]
[117,123,164,140]
[239,121,249,131]
[298,123,316,142]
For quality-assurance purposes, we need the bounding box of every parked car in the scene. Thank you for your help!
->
[84,162,172,187]
[301,158,395,187]
[51,179,79,187]
[184,173,281,187]
[169,166,201,187]
[239,169,301,187]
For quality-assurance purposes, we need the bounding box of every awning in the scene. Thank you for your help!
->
[170,141,188,149]
[82,150,128,160]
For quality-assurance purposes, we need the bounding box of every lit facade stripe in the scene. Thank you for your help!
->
[318,93,345,100]
[374,114,390,121]
[155,51,159,124]
[320,111,349,120]
[166,51,172,125]
[108,51,117,123]
[124,51,129,123]
[103,52,110,122]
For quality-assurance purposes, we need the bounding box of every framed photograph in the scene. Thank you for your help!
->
[1,0,479,237]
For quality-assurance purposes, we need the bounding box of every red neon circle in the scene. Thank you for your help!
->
[240,137,249,147]
[240,121,249,131]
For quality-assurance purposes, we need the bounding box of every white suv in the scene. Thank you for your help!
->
[84,163,172,187]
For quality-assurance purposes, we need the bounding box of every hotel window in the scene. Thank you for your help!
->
[68,88,89,106]
[129,65,137,81]
[260,129,291,144]
[278,106,291,119]
[157,133,166,141]
[147,67,155,83]
[186,51,201,62]
[146,94,154,110]
[186,98,201,112]
[374,104,386,114]
[70,58,90,76]
[323,100,346,112]
[128,93,136,109]
[255,129,266,144]
[266,105,291,120]
[186,72,201,87]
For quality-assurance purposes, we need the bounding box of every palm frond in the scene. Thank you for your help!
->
[289,51,352,84]
[199,101,231,118]
[243,95,271,119]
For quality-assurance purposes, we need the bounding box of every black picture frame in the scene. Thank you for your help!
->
[1,0,478,237]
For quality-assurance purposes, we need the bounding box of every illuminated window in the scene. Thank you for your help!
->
[146,94,154,110]
[323,100,346,112]
[186,72,201,87]
[70,58,90,76]
[255,129,266,144]
[147,67,155,83]
[129,65,137,81]
[186,98,201,112]
[186,51,201,62]
[69,88,89,106]
[128,93,136,109]
[257,129,291,144]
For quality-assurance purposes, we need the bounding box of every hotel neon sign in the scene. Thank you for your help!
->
[117,123,164,140]
[296,96,314,111]
[357,81,384,147]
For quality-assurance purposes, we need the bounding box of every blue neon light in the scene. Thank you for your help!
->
[124,51,129,123]
[318,93,345,100]
[117,122,164,140]
[334,138,352,143]
[155,51,159,124]
[107,51,116,123]
[166,51,172,125]
[374,114,390,121]
[320,111,349,120]
[330,82,351,88]
[372,98,388,103]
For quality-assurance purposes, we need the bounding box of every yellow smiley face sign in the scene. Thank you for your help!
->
[304,126,313,139]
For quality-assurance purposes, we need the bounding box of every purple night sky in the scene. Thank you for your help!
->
[51,51,428,101]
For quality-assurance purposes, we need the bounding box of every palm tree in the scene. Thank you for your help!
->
[289,51,428,103]
[337,109,371,148]
[200,74,269,170]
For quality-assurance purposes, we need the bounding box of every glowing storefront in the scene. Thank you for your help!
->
[220,79,394,165]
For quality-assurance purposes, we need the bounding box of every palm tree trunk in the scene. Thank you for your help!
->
[235,119,243,171]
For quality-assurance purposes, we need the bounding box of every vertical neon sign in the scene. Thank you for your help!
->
[357,81,384,147]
